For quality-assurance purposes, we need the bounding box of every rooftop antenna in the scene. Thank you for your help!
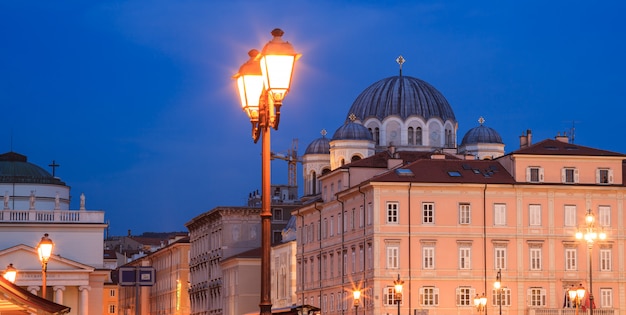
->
[396,55,405,77]
[562,120,579,144]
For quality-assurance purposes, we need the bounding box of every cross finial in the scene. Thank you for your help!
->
[321,129,327,137]
[478,116,485,125]
[396,55,405,76]
[49,160,60,177]
[348,113,357,122]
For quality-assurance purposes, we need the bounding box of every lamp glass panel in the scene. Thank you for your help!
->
[260,55,295,100]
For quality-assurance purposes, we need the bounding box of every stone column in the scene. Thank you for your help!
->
[53,286,65,304]
[79,286,90,315]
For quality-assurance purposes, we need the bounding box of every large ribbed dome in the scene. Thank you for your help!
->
[305,136,330,155]
[461,125,503,145]
[332,121,373,141]
[346,75,456,121]
[0,152,65,185]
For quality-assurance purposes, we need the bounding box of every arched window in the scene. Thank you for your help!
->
[416,127,423,145]
[375,128,380,145]
[311,171,317,195]
[351,155,361,162]
[408,127,414,145]
[341,159,345,166]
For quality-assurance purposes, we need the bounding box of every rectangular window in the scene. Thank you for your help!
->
[423,246,435,269]
[387,245,399,269]
[322,218,327,239]
[563,168,578,183]
[423,203,434,224]
[383,286,401,306]
[600,288,613,308]
[492,288,511,306]
[109,305,116,314]
[527,167,544,182]
[109,289,116,297]
[367,203,373,226]
[329,216,334,236]
[530,248,542,270]
[420,287,439,306]
[495,247,506,270]
[367,243,373,270]
[387,202,399,223]
[343,211,348,232]
[337,214,341,235]
[459,203,471,224]
[359,205,364,227]
[565,248,577,271]
[329,294,334,311]
[529,205,541,226]
[597,169,612,184]
[564,205,577,227]
[351,249,356,273]
[599,206,611,227]
[600,249,612,271]
[528,288,546,306]
[494,204,506,226]
[456,287,473,306]
[459,247,471,269]
[329,254,334,278]
[273,208,283,221]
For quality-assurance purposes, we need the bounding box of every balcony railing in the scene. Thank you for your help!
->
[0,209,104,223]
[532,308,615,315]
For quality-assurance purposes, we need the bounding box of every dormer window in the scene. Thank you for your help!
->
[562,168,578,184]
[526,167,544,183]
[597,169,613,184]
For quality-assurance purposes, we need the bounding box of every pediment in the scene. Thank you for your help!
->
[0,244,94,272]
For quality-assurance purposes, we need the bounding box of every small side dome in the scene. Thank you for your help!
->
[461,118,503,145]
[305,134,330,155]
[331,120,373,141]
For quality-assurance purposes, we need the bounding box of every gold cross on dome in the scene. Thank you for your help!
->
[396,55,405,67]
[478,116,485,125]
[349,113,357,122]
[321,129,327,137]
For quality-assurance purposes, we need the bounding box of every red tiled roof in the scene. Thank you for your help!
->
[510,139,625,156]
[372,158,516,184]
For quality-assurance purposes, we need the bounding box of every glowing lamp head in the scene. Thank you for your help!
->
[576,284,586,299]
[3,263,17,283]
[585,210,595,225]
[393,274,404,294]
[234,49,264,121]
[37,233,54,263]
[259,28,301,103]
[494,281,501,289]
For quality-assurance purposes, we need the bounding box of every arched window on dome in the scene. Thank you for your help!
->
[351,155,361,162]
[375,127,380,145]
[445,128,453,148]
[341,159,345,166]
[311,171,317,195]
[416,127,423,145]
[408,127,414,145]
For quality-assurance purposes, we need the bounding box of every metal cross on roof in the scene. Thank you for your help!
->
[320,129,327,137]
[396,55,405,76]
[49,160,60,177]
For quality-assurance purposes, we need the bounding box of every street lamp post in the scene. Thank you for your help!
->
[474,293,487,315]
[493,269,502,315]
[393,274,404,315]
[37,233,54,299]
[3,263,17,283]
[576,209,606,315]
[233,28,300,315]
[568,284,586,315]
[353,289,361,315]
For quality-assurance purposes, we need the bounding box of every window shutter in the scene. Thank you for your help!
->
[596,170,600,183]
[608,170,614,183]
[526,168,531,181]
[434,288,439,305]
[561,168,566,182]
[527,289,531,306]
[574,169,579,183]
[455,288,461,305]
[419,288,424,305]
[539,168,544,182]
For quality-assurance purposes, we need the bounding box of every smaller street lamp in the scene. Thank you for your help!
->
[353,289,361,315]
[393,274,404,315]
[37,233,54,299]
[576,209,606,315]
[494,269,503,315]
[568,284,586,315]
[3,263,17,283]
[474,293,487,315]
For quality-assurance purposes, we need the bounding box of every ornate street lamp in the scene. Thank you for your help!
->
[37,233,54,299]
[353,289,361,315]
[393,274,404,315]
[576,209,606,315]
[3,263,17,283]
[568,284,586,315]
[494,269,502,315]
[233,28,300,315]
[474,293,487,315]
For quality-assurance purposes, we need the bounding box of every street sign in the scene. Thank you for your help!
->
[118,266,156,286]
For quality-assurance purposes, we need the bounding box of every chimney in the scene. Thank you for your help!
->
[520,129,532,149]
[555,132,569,143]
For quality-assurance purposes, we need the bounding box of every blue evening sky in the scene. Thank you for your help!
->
[1,1,625,236]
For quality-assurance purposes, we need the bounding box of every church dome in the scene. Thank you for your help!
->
[332,121,373,141]
[305,136,330,155]
[0,152,65,185]
[346,75,456,122]
[461,124,503,145]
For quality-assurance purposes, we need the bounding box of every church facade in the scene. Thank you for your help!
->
[295,63,625,315]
